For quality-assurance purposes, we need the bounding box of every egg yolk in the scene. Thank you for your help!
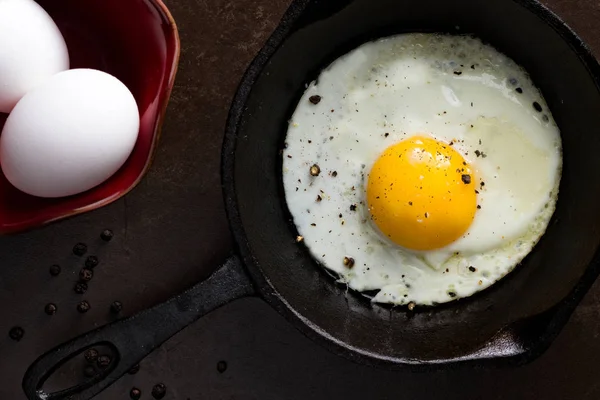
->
[367,135,477,251]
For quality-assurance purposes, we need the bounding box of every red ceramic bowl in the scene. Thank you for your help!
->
[0,0,180,233]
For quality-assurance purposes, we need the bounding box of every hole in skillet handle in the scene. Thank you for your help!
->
[22,255,255,400]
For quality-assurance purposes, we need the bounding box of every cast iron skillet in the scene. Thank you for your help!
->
[22,0,600,398]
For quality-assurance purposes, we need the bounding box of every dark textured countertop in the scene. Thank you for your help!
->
[2,0,600,398]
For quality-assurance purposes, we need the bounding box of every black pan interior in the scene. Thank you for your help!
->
[226,0,600,365]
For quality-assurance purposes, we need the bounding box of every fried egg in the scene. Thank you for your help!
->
[282,33,562,306]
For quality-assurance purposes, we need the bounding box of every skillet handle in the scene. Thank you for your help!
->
[22,255,254,400]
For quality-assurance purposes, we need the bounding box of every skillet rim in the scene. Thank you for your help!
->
[221,0,600,368]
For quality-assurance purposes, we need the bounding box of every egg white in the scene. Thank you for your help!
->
[282,34,562,306]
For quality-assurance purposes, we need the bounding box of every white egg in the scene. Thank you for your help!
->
[283,34,562,306]
[0,69,140,198]
[0,0,70,113]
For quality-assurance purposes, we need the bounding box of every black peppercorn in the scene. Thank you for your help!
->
[217,360,227,373]
[130,387,142,400]
[77,301,90,313]
[49,264,61,276]
[309,95,322,105]
[83,365,96,378]
[152,383,167,399]
[461,174,472,184]
[100,229,114,242]
[44,303,57,315]
[110,301,123,314]
[128,364,140,375]
[85,255,99,269]
[74,282,88,294]
[73,243,88,256]
[79,268,93,282]
[84,348,99,364]
[9,326,24,341]
[97,355,111,368]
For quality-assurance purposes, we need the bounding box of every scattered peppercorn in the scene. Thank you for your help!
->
[49,264,61,276]
[100,229,114,242]
[110,301,123,314]
[97,355,111,368]
[151,383,167,399]
[84,348,99,364]
[83,365,96,378]
[316,195,322,202]
[85,256,99,269]
[477,205,482,209]
[79,268,93,282]
[331,171,338,177]
[217,360,228,373]
[384,133,390,138]
[453,71,462,75]
[309,95,322,105]
[130,388,142,400]
[448,292,457,298]
[77,301,91,313]
[343,257,355,268]
[469,266,477,272]
[461,174,472,184]
[310,164,320,176]
[44,303,57,315]
[73,243,88,256]
[350,204,357,211]
[9,326,24,341]
[516,87,523,94]
[128,364,140,375]
[74,282,88,294]
[533,101,543,112]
